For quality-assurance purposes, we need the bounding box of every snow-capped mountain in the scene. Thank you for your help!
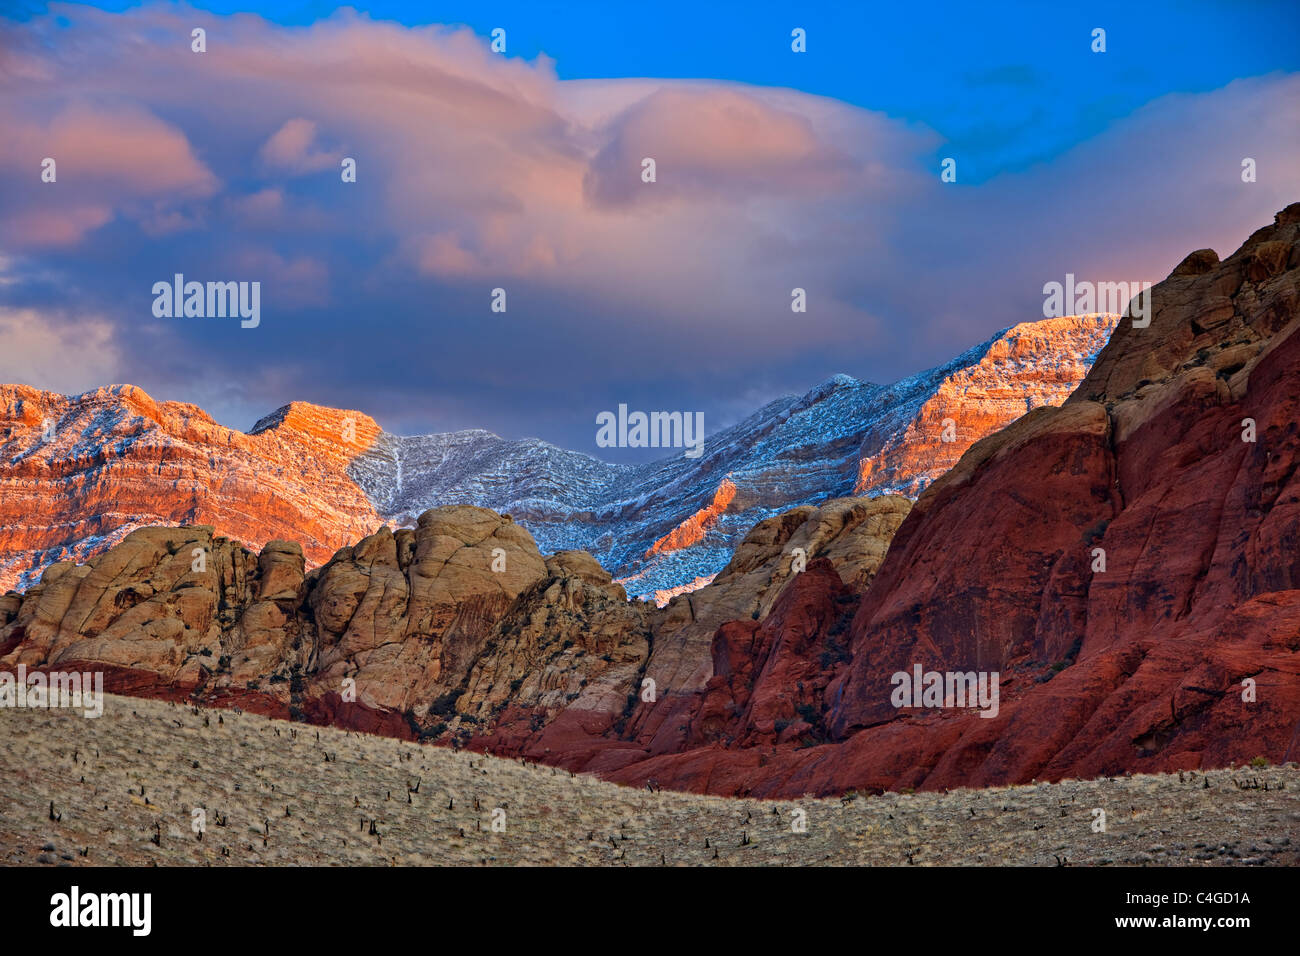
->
[359,313,1119,598]
[0,314,1117,598]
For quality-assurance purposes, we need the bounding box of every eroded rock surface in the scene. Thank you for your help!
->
[0,496,908,778]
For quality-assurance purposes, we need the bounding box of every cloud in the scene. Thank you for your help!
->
[3,205,113,247]
[582,86,864,207]
[0,4,1295,456]
[260,119,340,173]
[0,101,217,246]
[21,103,217,196]
[0,308,123,394]
[230,188,285,223]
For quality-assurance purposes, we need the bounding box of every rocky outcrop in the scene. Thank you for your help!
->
[615,495,910,761]
[0,314,1113,598]
[449,550,654,766]
[644,478,737,556]
[852,313,1116,496]
[0,494,908,774]
[808,205,1300,792]
[0,507,554,734]
[684,559,859,750]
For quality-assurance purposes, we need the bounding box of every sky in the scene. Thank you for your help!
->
[1,1,1298,460]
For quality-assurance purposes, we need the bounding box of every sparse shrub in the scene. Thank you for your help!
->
[428,692,459,717]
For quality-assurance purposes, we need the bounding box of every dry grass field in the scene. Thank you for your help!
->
[1,694,1296,867]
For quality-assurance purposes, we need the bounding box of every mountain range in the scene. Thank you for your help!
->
[2,209,1300,801]
[0,313,1116,599]
[3,206,1298,797]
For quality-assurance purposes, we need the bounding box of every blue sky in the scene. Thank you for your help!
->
[1,1,1298,458]
[17,0,1299,179]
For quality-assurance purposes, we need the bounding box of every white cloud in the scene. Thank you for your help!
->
[0,309,123,394]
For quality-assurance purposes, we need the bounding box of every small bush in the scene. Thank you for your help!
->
[428,692,459,717]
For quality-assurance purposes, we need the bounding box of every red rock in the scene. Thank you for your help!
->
[645,479,737,557]
[602,205,1300,795]
[0,385,384,591]
[685,559,854,750]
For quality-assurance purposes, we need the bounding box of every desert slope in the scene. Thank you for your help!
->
[4,695,1295,866]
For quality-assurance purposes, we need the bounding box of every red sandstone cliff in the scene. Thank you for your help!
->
[0,386,384,589]
[599,203,1300,795]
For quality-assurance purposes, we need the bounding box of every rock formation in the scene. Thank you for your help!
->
[0,495,908,771]
[601,203,1300,795]
[0,387,383,591]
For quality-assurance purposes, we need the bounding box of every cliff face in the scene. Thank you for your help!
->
[851,313,1115,496]
[0,387,384,591]
[0,506,624,738]
[612,496,911,764]
[0,314,1114,599]
[804,204,1300,791]
[593,206,1300,796]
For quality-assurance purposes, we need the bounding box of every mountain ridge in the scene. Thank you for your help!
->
[0,313,1117,597]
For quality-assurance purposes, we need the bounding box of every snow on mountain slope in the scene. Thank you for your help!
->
[0,314,1117,598]
[355,314,1119,599]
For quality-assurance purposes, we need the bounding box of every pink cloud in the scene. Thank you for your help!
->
[0,101,215,197]
[260,119,339,173]
[231,188,285,222]
[416,234,482,277]
[0,101,217,246]
[0,307,123,391]
[0,3,1296,370]
[582,86,863,207]
[2,205,112,247]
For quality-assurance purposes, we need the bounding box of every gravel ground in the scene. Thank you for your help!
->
[1,694,1295,867]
